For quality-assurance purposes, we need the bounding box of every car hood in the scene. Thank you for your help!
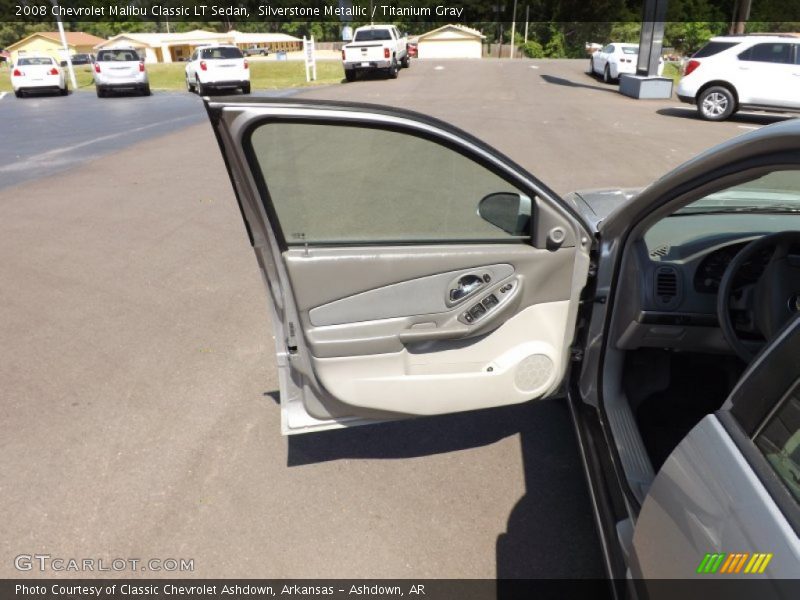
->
[564,188,640,232]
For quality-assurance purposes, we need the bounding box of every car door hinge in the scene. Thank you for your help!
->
[286,322,298,354]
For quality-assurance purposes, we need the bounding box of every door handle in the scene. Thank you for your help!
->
[449,274,484,303]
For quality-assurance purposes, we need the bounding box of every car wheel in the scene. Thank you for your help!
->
[603,65,612,83]
[196,77,206,95]
[142,84,151,96]
[698,86,736,121]
[59,85,68,96]
[589,57,594,74]
[241,82,251,94]
[387,59,398,79]
[344,70,356,82]
[96,86,104,98]
[401,55,410,68]
[14,89,23,98]
[186,76,194,93]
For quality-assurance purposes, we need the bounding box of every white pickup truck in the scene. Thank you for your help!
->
[342,25,409,82]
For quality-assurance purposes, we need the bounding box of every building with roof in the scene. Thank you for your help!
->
[6,31,106,64]
[95,29,302,63]
[412,24,485,60]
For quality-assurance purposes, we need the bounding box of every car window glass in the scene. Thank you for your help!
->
[248,123,531,245]
[621,47,638,55]
[755,381,800,504]
[693,41,738,58]
[18,57,53,66]
[795,44,800,65]
[98,50,139,62]
[201,47,243,60]
[739,43,794,64]
[604,45,614,53]
[354,30,392,42]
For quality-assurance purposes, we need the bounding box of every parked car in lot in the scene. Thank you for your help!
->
[589,42,664,82]
[243,45,270,57]
[186,45,250,95]
[342,25,409,82]
[677,35,800,121]
[61,53,93,67]
[11,55,67,97]
[203,96,800,585]
[94,47,150,97]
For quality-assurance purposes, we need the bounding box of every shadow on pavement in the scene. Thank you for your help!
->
[657,107,793,126]
[286,395,605,577]
[496,398,605,578]
[540,73,618,93]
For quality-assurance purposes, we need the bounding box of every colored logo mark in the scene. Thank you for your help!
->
[696,552,773,574]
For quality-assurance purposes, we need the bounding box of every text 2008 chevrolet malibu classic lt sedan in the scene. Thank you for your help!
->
[203,98,800,595]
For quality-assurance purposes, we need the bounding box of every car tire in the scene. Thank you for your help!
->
[589,57,594,74]
[60,85,68,96]
[344,70,356,82]
[186,76,194,93]
[14,89,23,98]
[142,84,151,96]
[401,55,410,68]
[387,59,398,79]
[96,86,104,98]
[241,82,251,94]
[603,65,612,83]
[196,77,206,95]
[698,86,736,121]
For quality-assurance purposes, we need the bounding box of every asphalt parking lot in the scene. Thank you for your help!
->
[0,59,794,579]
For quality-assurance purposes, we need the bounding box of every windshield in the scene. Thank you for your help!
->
[354,29,392,42]
[98,50,140,62]
[18,57,54,66]
[674,171,800,215]
[201,47,243,59]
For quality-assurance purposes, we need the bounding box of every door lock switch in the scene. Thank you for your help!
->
[482,294,499,308]
[469,304,486,319]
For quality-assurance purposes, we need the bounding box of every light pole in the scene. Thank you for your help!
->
[509,0,517,58]
[49,0,77,90]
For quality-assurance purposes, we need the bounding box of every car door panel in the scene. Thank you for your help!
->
[206,99,591,433]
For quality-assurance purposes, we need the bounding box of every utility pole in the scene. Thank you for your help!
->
[49,0,76,90]
[524,6,529,44]
[730,0,752,35]
[509,0,517,58]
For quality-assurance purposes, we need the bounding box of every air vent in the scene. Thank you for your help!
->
[649,244,670,260]
[654,266,681,307]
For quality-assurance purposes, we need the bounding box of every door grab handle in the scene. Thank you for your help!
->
[449,274,484,302]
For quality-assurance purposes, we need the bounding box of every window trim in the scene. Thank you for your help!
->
[241,116,551,250]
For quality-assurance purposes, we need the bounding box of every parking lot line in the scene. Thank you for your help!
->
[0,92,7,101]
[737,125,760,130]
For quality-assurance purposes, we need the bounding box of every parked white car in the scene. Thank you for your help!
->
[589,43,664,82]
[185,45,250,95]
[677,35,800,121]
[94,47,150,97]
[342,25,409,82]
[11,55,67,97]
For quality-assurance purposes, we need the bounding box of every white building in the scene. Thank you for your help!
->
[414,24,485,60]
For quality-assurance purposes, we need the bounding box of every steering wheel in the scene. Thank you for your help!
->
[717,230,800,363]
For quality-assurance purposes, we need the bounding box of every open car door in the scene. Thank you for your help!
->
[205,98,592,434]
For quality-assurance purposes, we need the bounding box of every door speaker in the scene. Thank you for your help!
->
[514,354,554,393]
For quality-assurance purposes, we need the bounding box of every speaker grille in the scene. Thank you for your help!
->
[514,354,553,393]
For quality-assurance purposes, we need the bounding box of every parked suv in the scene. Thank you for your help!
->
[185,45,250,95]
[677,35,800,121]
[94,48,150,97]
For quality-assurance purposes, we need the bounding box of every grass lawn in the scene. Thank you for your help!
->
[0,60,344,93]
[663,62,682,85]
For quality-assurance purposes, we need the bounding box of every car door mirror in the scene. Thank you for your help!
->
[477,192,532,236]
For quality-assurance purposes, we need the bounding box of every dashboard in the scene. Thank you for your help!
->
[614,214,800,353]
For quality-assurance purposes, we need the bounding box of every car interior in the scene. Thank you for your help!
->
[603,168,800,501]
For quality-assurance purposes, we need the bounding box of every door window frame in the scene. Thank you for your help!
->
[239,113,589,251]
